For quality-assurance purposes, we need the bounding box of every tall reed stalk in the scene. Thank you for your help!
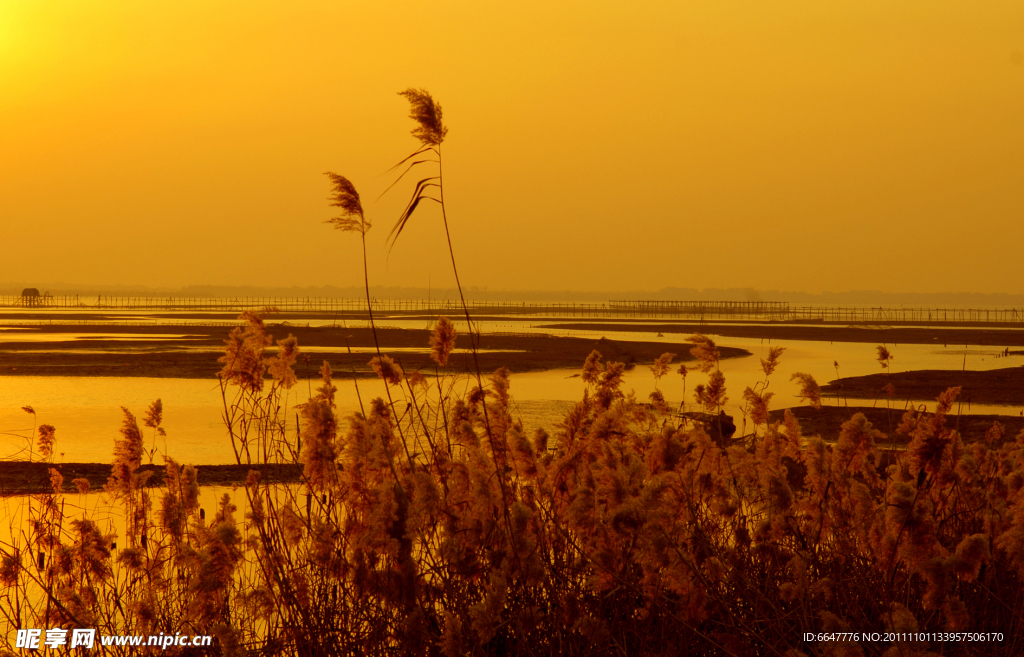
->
[383,88,523,568]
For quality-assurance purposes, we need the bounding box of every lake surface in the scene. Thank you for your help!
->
[2,327,1021,464]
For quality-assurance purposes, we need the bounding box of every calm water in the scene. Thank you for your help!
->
[2,332,1022,464]
[0,485,244,539]
[0,332,202,342]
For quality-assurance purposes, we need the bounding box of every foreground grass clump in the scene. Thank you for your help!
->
[228,325,1024,657]
[5,315,1024,656]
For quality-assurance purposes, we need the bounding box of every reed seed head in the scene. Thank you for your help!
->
[316,360,338,406]
[877,345,893,368]
[107,407,144,498]
[761,346,786,377]
[686,334,719,373]
[37,424,56,460]
[649,352,676,380]
[324,173,369,234]
[143,399,162,429]
[430,316,457,366]
[791,372,822,409]
[370,355,404,386]
[399,88,447,146]
[268,335,299,389]
[582,350,604,385]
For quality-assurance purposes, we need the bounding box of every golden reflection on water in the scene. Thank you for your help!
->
[1,337,1022,464]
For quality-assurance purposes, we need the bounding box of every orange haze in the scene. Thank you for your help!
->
[2,1,1022,295]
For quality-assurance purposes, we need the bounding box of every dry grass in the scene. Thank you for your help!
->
[3,322,1024,656]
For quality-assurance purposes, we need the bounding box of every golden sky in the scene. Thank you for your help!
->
[2,1,1022,295]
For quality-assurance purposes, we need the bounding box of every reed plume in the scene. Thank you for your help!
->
[686,334,719,373]
[143,399,163,430]
[107,407,144,499]
[299,383,340,491]
[399,88,447,146]
[37,424,56,461]
[369,355,404,386]
[325,172,369,234]
[267,334,299,389]
[218,311,272,393]
[582,350,604,385]
[695,370,728,412]
[791,372,822,409]
[429,316,457,366]
[649,352,675,387]
[742,388,773,426]
[761,345,786,377]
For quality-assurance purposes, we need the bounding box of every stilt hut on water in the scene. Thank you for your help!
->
[16,288,49,307]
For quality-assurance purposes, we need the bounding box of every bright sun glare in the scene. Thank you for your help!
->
[0,4,21,60]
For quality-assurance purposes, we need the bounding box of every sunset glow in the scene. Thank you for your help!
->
[2,1,1023,293]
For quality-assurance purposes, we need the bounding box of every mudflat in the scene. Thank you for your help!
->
[769,405,1024,442]
[821,368,1024,407]
[0,323,750,378]
[536,321,1024,347]
[0,462,303,496]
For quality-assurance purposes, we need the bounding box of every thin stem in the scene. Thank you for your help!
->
[435,143,523,572]
[357,229,413,492]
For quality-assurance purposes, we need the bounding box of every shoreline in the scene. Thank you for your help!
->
[0,462,303,497]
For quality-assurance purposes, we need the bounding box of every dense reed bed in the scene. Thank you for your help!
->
[3,91,1023,656]
[4,317,1024,656]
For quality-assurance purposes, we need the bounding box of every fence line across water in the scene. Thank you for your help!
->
[1,296,1023,325]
